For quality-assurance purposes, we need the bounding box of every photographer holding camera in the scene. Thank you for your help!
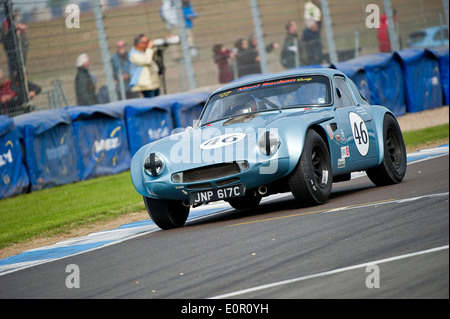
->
[129,34,161,98]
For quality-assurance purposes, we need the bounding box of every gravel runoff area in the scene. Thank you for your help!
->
[0,105,448,259]
[397,106,449,132]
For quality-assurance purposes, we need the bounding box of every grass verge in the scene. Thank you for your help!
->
[0,171,143,250]
[0,123,448,251]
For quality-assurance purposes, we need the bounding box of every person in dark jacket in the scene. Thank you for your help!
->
[301,19,323,65]
[281,20,300,69]
[75,53,98,106]
[234,38,259,78]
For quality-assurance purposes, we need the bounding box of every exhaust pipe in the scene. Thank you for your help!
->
[258,185,268,196]
[182,199,191,207]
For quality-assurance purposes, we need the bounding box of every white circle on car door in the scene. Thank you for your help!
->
[349,112,369,156]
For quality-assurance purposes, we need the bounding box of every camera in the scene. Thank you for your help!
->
[153,35,181,47]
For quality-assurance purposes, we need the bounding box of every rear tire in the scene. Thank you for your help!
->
[366,114,406,186]
[143,197,190,230]
[289,129,332,206]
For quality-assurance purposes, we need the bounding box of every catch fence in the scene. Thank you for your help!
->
[0,0,448,115]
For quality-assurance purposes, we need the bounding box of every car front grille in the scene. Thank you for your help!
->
[180,162,245,183]
[182,163,240,183]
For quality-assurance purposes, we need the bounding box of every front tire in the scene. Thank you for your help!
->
[289,129,332,206]
[366,114,406,186]
[143,197,190,230]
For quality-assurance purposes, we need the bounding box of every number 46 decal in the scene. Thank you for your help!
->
[349,112,369,156]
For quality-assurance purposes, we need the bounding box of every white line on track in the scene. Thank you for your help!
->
[209,245,449,299]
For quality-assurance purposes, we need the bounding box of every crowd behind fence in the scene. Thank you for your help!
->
[0,0,449,116]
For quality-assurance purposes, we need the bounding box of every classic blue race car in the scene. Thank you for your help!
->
[131,68,407,229]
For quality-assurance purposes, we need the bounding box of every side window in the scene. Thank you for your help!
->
[334,76,355,107]
[348,78,370,106]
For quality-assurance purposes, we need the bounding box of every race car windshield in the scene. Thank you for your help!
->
[200,75,332,126]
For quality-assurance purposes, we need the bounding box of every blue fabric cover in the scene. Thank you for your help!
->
[394,48,443,112]
[428,46,449,105]
[66,104,131,180]
[166,92,210,128]
[0,115,29,198]
[13,109,77,191]
[123,97,173,155]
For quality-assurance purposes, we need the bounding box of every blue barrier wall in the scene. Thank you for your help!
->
[123,98,173,156]
[394,48,443,113]
[0,115,29,198]
[430,47,449,105]
[13,109,78,191]
[66,104,131,181]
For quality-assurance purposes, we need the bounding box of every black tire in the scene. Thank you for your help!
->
[366,114,406,186]
[289,129,332,206]
[227,193,262,210]
[143,196,190,230]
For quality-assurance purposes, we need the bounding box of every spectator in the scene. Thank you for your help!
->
[111,39,137,99]
[304,0,322,32]
[0,10,29,79]
[213,44,234,83]
[378,13,391,52]
[301,19,323,65]
[234,38,259,78]
[182,0,199,57]
[248,34,279,54]
[129,34,161,98]
[280,20,300,69]
[0,69,17,115]
[75,53,98,106]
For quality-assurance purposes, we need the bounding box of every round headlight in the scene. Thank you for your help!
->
[258,131,280,155]
[144,153,165,176]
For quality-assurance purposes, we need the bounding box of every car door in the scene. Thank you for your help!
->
[333,75,378,171]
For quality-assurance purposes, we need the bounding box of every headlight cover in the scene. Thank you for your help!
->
[144,153,165,176]
[258,131,280,155]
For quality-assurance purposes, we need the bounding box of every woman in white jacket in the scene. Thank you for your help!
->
[129,34,161,98]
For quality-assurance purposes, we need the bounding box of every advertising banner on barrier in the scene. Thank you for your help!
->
[67,105,131,181]
[123,98,173,156]
[13,109,78,191]
[0,116,29,198]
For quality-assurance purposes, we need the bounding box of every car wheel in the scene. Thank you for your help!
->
[366,114,406,186]
[289,129,332,206]
[227,193,262,210]
[143,196,190,230]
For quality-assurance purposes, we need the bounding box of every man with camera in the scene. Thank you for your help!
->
[129,34,161,98]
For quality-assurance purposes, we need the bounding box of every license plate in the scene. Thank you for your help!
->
[189,184,245,204]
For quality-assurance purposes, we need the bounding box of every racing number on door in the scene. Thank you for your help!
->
[349,112,369,156]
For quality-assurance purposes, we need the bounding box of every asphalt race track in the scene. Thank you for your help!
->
[0,149,448,301]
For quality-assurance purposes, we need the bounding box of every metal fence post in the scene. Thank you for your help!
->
[249,0,269,74]
[320,0,338,64]
[383,0,400,52]
[93,0,117,102]
[174,0,196,91]
[443,0,449,30]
